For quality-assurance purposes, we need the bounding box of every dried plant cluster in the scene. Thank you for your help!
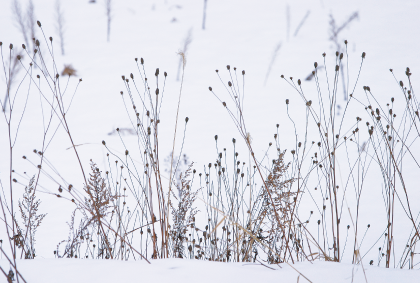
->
[0,20,419,283]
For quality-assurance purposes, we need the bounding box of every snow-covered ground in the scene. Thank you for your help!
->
[0,257,419,283]
[1,0,420,282]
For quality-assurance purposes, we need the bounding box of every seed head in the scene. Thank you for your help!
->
[242,70,245,75]
[155,88,159,95]
[155,68,159,76]
[209,86,212,91]
[214,135,218,140]
[141,58,144,64]
[9,44,13,50]
[227,65,230,70]
[314,62,318,68]
[222,102,226,107]
[232,138,236,144]
[322,52,326,57]
[102,140,106,145]
[49,37,53,42]
[185,117,189,123]
[37,21,41,27]
[344,40,348,44]
[335,65,339,72]
[228,81,232,87]
[399,81,404,87]
[22,44,26,49]
[362,52,366,59]
[286,99,289,104]
[298,79,301,85]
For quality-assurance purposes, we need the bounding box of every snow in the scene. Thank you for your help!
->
[1,258,420,283]
[1,0,420,282]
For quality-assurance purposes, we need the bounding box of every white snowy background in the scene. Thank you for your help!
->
[1,0,420,282]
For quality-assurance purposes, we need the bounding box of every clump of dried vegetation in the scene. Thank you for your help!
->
[0,19,419,283]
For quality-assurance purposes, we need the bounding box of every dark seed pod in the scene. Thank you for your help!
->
[155,68,159,76]
[35,40,40,46]
[49,37,53,41]
[336,51,339,57]
[215,135,218,140]
[164,72,167,77]
[222,102,226,107]
[22,44,26,49]
[344,40,348,44]
[232,138,236,143]
[130,73,133,79]
[141,58,144,64]
[227,65,230,70]
[209,86,212,91]
[122,75,125,80]
[155,88,159,95]
[362,52,366,59]
[400,81,404,87]
[125,150,129,155]
[9,44,13,50]
[242,70,245,75]
[322,52,326,57]
[286,99,289,104]
[335,65,339,72]
[340,53,343,60]
[37,21,41,27]
[228,81,232,87]
[185,117,189,123]
[298,79,301,85]
[102,140,106,145]
[314,62,318,68]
